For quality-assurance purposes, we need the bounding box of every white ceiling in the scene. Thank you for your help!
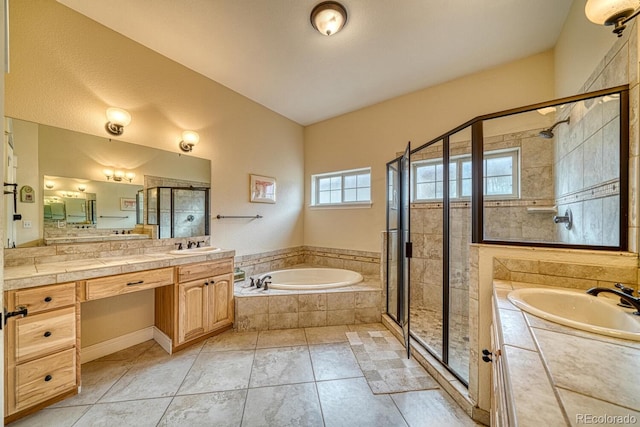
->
[57,0,573,126]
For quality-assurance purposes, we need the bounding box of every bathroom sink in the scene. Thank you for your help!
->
[169,246,222,255]
[507,288,640,341]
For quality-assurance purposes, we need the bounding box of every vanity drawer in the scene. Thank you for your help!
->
[15,348,76,411]
[13,282,75,314]
[178,259,233,283]
[85,267,174,300]
[15,307,76,363]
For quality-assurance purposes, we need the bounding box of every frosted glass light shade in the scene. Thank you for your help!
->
[106,108,131,127]
[585,0,640,25]
[311,2,347,36]
[179,131,200,152]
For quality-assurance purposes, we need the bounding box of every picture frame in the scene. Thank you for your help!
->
[250,174,276,204]
[120,197,137,211]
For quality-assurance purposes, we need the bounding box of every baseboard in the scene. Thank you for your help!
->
[81,327,155,363]
[153,327,173,355]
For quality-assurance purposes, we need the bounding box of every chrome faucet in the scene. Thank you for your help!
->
[187,240,196,249]
[261,275,272,291]
[586,284,640,315]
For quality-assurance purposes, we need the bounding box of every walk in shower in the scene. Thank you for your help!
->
[386,86,628,384]
[147,186,210,238]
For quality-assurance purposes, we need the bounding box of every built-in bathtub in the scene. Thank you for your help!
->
[257,267,363,290]
[234,265,381,331]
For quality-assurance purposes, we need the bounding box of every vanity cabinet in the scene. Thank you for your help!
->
[4,282,79,422]
[155,258,234,351]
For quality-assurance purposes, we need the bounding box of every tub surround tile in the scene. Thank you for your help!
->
[533,328,640,411]
[298,311,327,328]
[158,390,247,427]
[497,308,536,350]
[557,388,640,427]
[242,383,323,427]
[201,330,258,352]
[268,313,299,329]
[268,295,299,314]
[298,293,327,311]
[327,309,355,326]
[355,307,382,324]
[502,345,566,426]
[234,313,269,332]
[327,293,354,310]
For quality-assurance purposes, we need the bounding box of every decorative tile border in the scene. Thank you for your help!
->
[555,180,620,206]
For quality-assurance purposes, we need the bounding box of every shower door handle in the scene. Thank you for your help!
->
[405,242,413,258]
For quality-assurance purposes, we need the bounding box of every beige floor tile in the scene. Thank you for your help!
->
[7,406,90,427]
[391,389,481,426]
[256,328,307,348]
[309,342,363,381]
[51,360,130,407]
[242,383,323,427]
[317,377,408,426]
[347,322,388,332]
[250,346,314,387]
[305,325,349,344]
[158,390,247,427]
[178,350,254,394]
[201,330,258,352]
[74,398,171,427]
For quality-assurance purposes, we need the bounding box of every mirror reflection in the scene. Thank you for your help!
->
[5,118,211,248]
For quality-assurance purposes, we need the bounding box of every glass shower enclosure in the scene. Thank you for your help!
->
[386,85,628,385]
[147,186,210,238]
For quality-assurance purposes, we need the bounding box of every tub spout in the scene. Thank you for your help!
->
[262,275,272,291]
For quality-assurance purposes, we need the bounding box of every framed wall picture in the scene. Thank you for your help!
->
[120,197,137,211]
[250,174,276,204]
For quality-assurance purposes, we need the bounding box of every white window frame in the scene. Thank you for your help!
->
[412,148,519,202]
[311,167,372,207]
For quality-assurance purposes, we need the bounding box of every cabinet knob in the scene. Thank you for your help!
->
[44,296,52,303]
[44,331,52,338]
[44,375,52,382]
[204,281,209,286]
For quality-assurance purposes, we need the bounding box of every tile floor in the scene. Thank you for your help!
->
[9,324,481,427]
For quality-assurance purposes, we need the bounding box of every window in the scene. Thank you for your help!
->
[412,149,519,201]
[312,168,371,206]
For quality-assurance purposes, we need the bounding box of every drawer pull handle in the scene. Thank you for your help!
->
[44,296,52,303]
[44,331,52,338]
[126,280,145,286]
[44,375,52,382]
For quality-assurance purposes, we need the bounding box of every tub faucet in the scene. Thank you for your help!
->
[187,240,196,249]
[586,286,640,315]
[261,275,272,291]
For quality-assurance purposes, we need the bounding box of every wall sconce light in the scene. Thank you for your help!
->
[179,131,200,152]
[585,0,640,37]
[45,181,55,190]
[105,107,132,136]
[104,168,135,182]
[77,184,86,192]
[311,1,348,36]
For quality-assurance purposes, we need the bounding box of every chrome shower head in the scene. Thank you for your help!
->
[538,117,570,139]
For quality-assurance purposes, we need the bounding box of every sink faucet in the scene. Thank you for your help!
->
[196,240,205,248]
[187,240,196,249]
[586,285,640,315]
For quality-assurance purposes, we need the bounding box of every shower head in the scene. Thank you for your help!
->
[538,117,570,139]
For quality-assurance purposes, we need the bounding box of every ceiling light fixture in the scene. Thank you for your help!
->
[179,130,200,152]
[105,107,132,136]
[311,1,348,36]
[585,0,640,37]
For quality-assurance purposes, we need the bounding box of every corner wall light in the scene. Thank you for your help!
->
[311,1,348,36]
[585,0,640,37]
[179,130,200,152]
[105,107,132,136]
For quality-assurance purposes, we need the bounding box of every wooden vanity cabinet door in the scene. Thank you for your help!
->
[209,273,234,329]
[177,278,208,344]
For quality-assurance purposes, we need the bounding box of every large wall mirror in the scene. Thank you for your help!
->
[5,118,211,248]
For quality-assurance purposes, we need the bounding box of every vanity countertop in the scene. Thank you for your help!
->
[493,280,640,426]
[4,249,236,291]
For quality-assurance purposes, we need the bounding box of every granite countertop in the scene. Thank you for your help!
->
[4,249,236,290]
[493,280,640,426]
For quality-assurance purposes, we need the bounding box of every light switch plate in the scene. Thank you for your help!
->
[23,220,31,228]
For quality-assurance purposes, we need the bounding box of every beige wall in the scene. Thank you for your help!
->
[554,0,617,97]
[5,0,305,257]
[304,51,555,252]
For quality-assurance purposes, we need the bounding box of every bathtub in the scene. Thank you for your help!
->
[259,268,363,290]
